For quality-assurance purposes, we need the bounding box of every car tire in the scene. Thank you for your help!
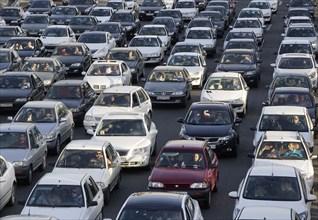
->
[104,187,110,205]
[212,181,218,193]
[38,152,47,171]
[115,172,121,190]
[7,183,16,206]
[25,166,33,185]
[203,191,211,209]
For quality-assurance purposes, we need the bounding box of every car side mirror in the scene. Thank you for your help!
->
[59,117,67,123]
[270,63,276,68]
[82,71,86,76]
[247,153,255,158]
[88,201,98,207]
[235,118,242,124]
[262,101,269,106]
[141,78,146,82]
[177,117,184,123]
[250,127,257,131]
[281,33,285,37]
[306,194,317,203]
[228,191,239,199]
[7,116,13,121]
[311,154,317,159]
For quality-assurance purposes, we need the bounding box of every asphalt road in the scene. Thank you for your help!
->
[1,0,318,219]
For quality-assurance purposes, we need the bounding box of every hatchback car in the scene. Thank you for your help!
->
[0,123,47,185]
[148,140,219,208]
[0,156,16,211]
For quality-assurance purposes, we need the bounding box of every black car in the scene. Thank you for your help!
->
[93,22,127,47]
[151,16,178,43]
[139,0,166,20]
[0,26,26,47]
[207,1,233,22]
[197,11,226,37]
[68,16,98,39]
[177,102,241,157]
[21,14,50,37]
[45,80,97,123]
[287,0,316,17]
[0,48,23,72]
[4,37,46,61]
[50,5,81,25]
[143,66,192,107]
[205,5,230,28]
[157,9,184,33]
[0,7,23,25]
[106,47,144,84]
[215,49,262,87]
[28,0,56,14]
[68,0,97,14]
[0,72,45,110]
[51,42,92,75]
[21,57,67,91]
[109,10,141,40]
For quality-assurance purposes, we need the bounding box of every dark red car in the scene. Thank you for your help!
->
[148,140,219,208]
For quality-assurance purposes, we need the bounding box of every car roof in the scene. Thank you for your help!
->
[80,31,107,35]
[109,48,140,53]
[57,42,86,46]
[163,140,206,150]
[238,206,295,220]
[228,39,256,43]
[141,24,167,28]
[153,66,186,71]
[209,72,241,78]
[262,131,302,142]
[273,87,310,93]
[262,106,307,115]
[288,23,314,27]
[280,39,311,44]
[223,48,255,53]
[188,27,212,31]
[174,41,201,46]
[249,165,297,177]
[288,16,312,20]
[102,85,142,93]
[38,172,89,185]
[172,52,200,56]
[132,35,159,39]
[0,215,59,220]
[0,123,34,132]
[45,25,69,29]
[52,79,84,86]
[64,139,111,151]
[93,59,123,65]
[8,37,38,41]
[25,57,59,62]
[273,71,310,77]
[22,100,62,108]
[236,17,261,21]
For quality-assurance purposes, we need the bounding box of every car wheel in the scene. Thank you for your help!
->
[54,136,61,156]
[104,187,110,205]
[212,181,218,193]
[203,191,211,209]
[114,172,121,190]
[38,152,47,171]
[7,183,16,206]
[25,166,33,185]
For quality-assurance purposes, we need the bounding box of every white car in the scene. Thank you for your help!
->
[92,112,158,168]
[175,0,198,20]
[166,52,207,88]
[0,156,16,211]
[200,72,249,116]
[271,53,318,88]
[138,24,171,52]
[128,35,165,64]
[228,165,317,220]
[83,86,153,135]
[83,60,132,93]
[284,16,313,33]
[266,0,278,13]
[248,0,272,23]
[235,206,301,220]
[77,31,116,59]
[250,131,317,189]
[89,6,114,23]
[223,30,258,49]
[250,106,315,150]
[238,8,265,26]
[20,172,104,220]
[52,139,121,205]
[40,25,76,51]
[185,17,217,38]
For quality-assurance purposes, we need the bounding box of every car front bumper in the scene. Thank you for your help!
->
[148,188,210,203]
[120,154,150,168]
[144,55,161,64]
[14,166,30,179]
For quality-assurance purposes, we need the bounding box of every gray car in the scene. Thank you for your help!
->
[0,123,47,185]
[21,14,50,37]
[9,101,74,155]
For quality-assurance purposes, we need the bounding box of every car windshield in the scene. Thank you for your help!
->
[226,41,256,50]
[172,45,201,54]
[176,1,195,8]
[158,11,180,18]
[243,176,301,201]
[46,86,82,100]
[24,16,48,24]
[78,34,106,43]
[107,51,137,61]
[205,77,242,90]
[259,114,308,132]
[106,2,124,9]
[42,28,67,37]
[69,0,92,5]
[0,9,20,16]
[187,30,212,39]
[94,24,120,33]
[240,10,262,18]
[279,43,312,54]
[220,53,255,64]
[91,8,112,16]
[96,119,146,136]
[110,13,133,22]
[286,27,316,37]
[0,76,31,89]
[0,28,17,37]
[271,93,313,108]
[290,0,313,7]
[53,7,76,15]
[139,27,166,36]
[156,150,205,169]
[278,57,313,69]
[129,37,159,47]
[22,61,55,72]
[87,64,120,76]
[69,17,94,25]
[0,132,28,149]
[185,109,232,125]
[249,2,270,9]
[152,18,174,28]
[26,185,84,207]
[256,141,308,159]
[287,10,310,18]
[6,40,35,51]
[56,149,107,168]
[31,1,50,8]
[272,76,310,89]
[14,107,56,123]
[94,93,130,107]
[0,52,10,62]
[289,19,311,26]
[189,20,212,28]
[234,20,261,28]
[225,32,255,41]
[52,46,83,56]
[168,55,199,66]
[148,70,186,82]
[118,208,184,220]
[142,0,162,6]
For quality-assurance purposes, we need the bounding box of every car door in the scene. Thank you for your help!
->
[185,197,196,220]
[53,60,65,81]
[35,39,45,57]
[131,91,142,112]
[144,114,157,151]
[0,158,10,209]
[57,104,71,143]
[121,62,131,85]
[12,50,22,70]
[82,82,97,111]
[136,88,151,114]
[107,33,116,49]
[105,144,121,189]
[82,177,103,219]
[68,27,76,42]
[31,74,45,100]
[239,75,249,103]
[205,147,217,189]
[29,126,46,170]
[83,45,92,70]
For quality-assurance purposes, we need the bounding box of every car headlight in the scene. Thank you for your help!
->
[71,63,81,67]
[125,26,133,31]
[148,181,164,188]
[190,182,208,188]
[172,91,184,95]
[140,10,145,13]
[149,52,159,57]
[96,182,106,189]
[308,71,316,79]
[231,98,243,104]
[147,91,155,95]
[39,29,45,32]
[256,32,262,37]
[245,71,256,76]
[15,98,28,102]
[12,161,28,167]
[84,115,94,121]
[201,96,211,102]
[43,79,52,86]
[51,19,56,23]
[264,12,270,16]
[203,44,213,48]
[180,128,195,140]
[44,131,57,140]
[131,146,149,155]
[299,211,308,220]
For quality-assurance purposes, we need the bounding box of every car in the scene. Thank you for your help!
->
[114,192,204,220]
[287,0,316,17]
[195,0,208,11]
[166,52,207,88]
[0,72,45,110]
[21,14,50,37]
[52,139,121,205]
[177,102,241,156]
[0,7,23,25]
[128,35,165,64]
[156,9,184,33]
[0,48,23,72]
[0,123,47,185]
[40,25,76,52]
[89,6,114,22]
[0,156,16,211]
[92,112,158,168]
[21,57,67,90]
[20,172,104,219]
[9,101,74,155]
[93,22,127,47]
[50,5,80,25]
[83,86,152,135]
[77,31,117,59]
[197,11,226,37]
[138,0,166,20]
[45,80,96,123]
[68,16,99,39]
[250,106,315,150]
[237,8,265,26]
[224,39,262,60]
[228,165,317,220]
[170,42,207,60]
[151,16,178,43]
[0,215,59,220]
[51,42,93,75]
[223,30,258,49]
[143,66,192,107]
[283,8,312,26]
[106,0,128,11]
[200,72,249,116]
[83,59,132,91]
[207,0,233,22]
[284,16,313,32]
[205,5,230,28]
[106,47,145,84]
[271,53,318,89]
[28,0,56,14]
[248,131,317,189]
[185,17,217,39]
[148,140,219,208]
[235,206,301,220]
[68,0,98,14]
[0,26,26,47]
[247,0,272,23]
[175,0,198,21]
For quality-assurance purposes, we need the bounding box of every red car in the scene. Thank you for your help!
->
[148,140,219,208]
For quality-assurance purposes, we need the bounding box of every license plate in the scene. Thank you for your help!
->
[29,32,37,35]
[146,13,153,16]
[157,96,170,100]
[0,103,13,107]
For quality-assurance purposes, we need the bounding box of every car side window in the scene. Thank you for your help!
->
[84,82,95,98]
[185,197,195,219]
[30,127,41,144]
[32,74,42,86]
[0,158,7,177]
[205,148,213,167]
[28,131,35,148]
[132,92,139,107]
[84,182,93,204]
[87,177,98,198]
[121,63,127,73]
[108,144,118,159]
[137,89,146,103]
[144,114,151,131]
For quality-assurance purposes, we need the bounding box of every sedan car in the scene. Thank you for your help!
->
[0,156,16,211]
[223,30,258,49]
[197,11,226,37]
[52,139,121,205]
[92,112,158,168]
[114,192,204,220]
[106,0,128,11]
[28,0,56,14]
[248,0,272,23]
[68,16,98,39]
[224,39,262,60]
[93,22,127,47]
[0,123,47,185]
[9,101,74,155]
[151,16,178,43]
[143,66,192,107]
[20,173,104,220]
[89,6,114,22]
[156,9,184,33]
[21,14,50,37]
[175,0,198,20]
[0,48,22,72]
[237,8,265,26]
[138,0,166,20]
[287,0,316,17]
[177,102,241,157]
[68,0,98,14]
[283,8,312,25]
[185,17,217,38]
[0,7,23,25]
[50,5,80,25]
[148,140,219,208]
[170,42,207,59]
[0,26,26,47]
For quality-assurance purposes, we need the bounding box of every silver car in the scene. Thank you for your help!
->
[0,123,47,185]
[9,101,74,155]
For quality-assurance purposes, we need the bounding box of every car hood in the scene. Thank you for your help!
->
[93,136,150,150]
[177,8,197,13]
[41,37,71,45]
[183,66,202,75]
[274,69,312,75]
[284,36,316,42]
[150,167,205,183]
[21,23,48,29]
[84,43,107,52]
[28,8,51,13]
[0,88,31,98]
[216,64,256,72]
[184,38,214,46]
[233,27,262,35]
[202,90,244,101]
[184,124,231,137]
[52,167,105,183]
[34,72,54,81]
[33,123,56,135]
[84,75,113,86]
[21,207,84,219]
[53,55,84,64]
[124,60,137,68]
[129,46,159,55]
[0,62,10,70]
[44,98,82,109]
[0,149,28,162]
[144,81,186,92]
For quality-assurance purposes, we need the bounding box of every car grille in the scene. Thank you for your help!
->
[154,92,173,95]
[164,184,190,189]
[195,137,219,143]
[117,149,129,156]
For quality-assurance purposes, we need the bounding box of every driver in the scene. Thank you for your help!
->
[283,143,302,157]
